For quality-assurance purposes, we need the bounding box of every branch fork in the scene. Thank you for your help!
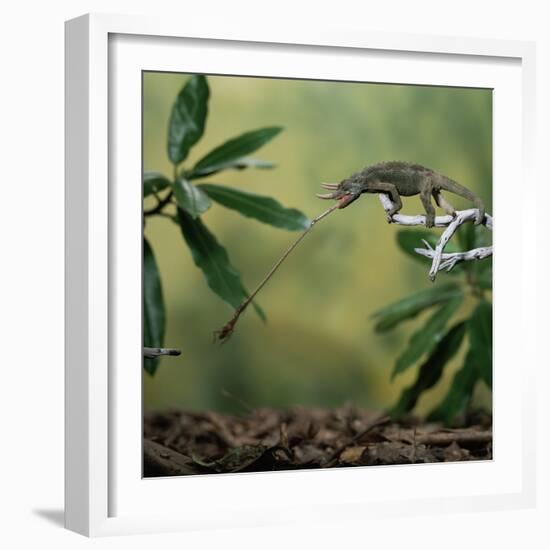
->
[378,194,493,281]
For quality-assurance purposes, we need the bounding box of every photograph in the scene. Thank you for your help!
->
[141,72,493,477]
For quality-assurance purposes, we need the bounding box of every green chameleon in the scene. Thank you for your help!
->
[317,160,485,228]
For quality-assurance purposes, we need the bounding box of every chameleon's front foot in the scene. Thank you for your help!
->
[425,215,436,228]
[386,210,398,223]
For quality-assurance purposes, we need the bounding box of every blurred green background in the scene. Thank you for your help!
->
[143,72,492,415]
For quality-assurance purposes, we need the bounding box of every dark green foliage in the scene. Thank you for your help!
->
[468,300,492,387]
[390,322,467,417]
[190,127,282,178]
[427,301,491,423]
[371,283,462,333]
[167,75,209,165]
[392,296,462,379]
[477,268,492,290]
[143,238,166,375]
[173,177,211,218]
[190,157,275,179]
[143,76,304,373]
[427,346,480,424]
[380,228,492,424]
[177,209,261,314]
[457,223,492,282]
[198,184,310,231]
[143,172,171,197]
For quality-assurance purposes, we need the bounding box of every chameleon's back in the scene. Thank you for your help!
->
[362,161,433,196]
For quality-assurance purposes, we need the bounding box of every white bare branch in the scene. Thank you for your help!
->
[414,240,493,272]
[378,194,493,281]
[143,347,181,358]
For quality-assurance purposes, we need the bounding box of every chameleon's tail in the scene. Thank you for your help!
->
[440,176,485,219]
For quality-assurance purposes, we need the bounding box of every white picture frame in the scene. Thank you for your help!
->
[65,13,537,537]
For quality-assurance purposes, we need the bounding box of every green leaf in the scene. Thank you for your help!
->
[457,222,491,250]
[392,295,462,379]
[477,267,492,290]
[188,157,276,180]
[469,300,492,387]
[390,321,467,417]
[427,346,479,424]
[177,209,264,318]
[428,300,492,423]
[456,222,476,251]
[143,171,170,197]
[198,184,310,231]
[371,283,462,333]
[167,75,209,165]
[143,238,166,375]
[192,127,283,176]
[251,300,266,322]
[173,177,211,218]
[457,222,492,277]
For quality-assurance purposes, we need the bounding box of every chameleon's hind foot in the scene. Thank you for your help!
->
[474,210,485,225]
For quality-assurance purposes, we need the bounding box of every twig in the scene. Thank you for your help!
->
[143,347,181,358]
[220,388,254,414]
[414,241,493,272]
[426,209,491,280]
[406,430,492,447]
[322,415,391,467]
[214,203,340,342]
[156,211,179,223]
[144,190,173,216]
[206,412,240,448]
[143,439,198,477]
[378,194,493,281]
[278,422,293,461]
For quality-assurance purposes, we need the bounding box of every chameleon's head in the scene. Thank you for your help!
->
[316,175,364,208]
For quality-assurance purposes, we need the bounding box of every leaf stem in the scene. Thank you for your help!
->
[214,203,340,342]
[144,190,174,217]
[157,211,178,223]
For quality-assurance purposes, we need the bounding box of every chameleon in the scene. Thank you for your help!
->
[316,161,485,228]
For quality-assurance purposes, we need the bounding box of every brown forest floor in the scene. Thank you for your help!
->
[143,405,492,477]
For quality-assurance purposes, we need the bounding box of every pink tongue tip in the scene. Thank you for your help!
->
[338,194,355,208]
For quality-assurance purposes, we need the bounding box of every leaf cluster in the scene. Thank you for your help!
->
[143,75,309,374]
[373,224,492,424]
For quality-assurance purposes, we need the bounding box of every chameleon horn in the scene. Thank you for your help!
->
[316,192,337,199]
[320,182,339,190]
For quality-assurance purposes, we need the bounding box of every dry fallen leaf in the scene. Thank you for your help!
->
[339,446,367,465]
[143,407,492,476]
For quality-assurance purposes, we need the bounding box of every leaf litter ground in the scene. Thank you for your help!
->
[143,405,492,477]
